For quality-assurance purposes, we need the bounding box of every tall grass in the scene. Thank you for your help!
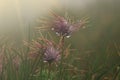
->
[0,12,120,80]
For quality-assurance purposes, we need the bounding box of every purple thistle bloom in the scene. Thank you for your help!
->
[51,15,71,37]
[44,45,60,64]
[51,12,87,38]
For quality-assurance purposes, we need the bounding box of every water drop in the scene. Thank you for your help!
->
[43,61,47,63]
[66,35,71,38]
[51,28,54,30]
[56,32,60,36]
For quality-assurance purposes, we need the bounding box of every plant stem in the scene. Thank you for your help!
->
[48,63,51,80]
[59,36,65,49]
[57,36,65,80]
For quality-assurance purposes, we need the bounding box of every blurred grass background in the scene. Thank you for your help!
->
[0,0,120,79]
[0,0,120,48]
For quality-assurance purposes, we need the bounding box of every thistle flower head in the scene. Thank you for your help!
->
[51,16,70,37]
[28,38,61,64]
[50,12,88,38]
[43,44,60,64]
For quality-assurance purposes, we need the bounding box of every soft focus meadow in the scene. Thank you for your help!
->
[0,0,120,80]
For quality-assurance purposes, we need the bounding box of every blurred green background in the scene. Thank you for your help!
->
[0,0,120,79]
[0,0,120,57]
[0,0,120,47]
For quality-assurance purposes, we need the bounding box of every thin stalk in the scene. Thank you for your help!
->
[47,63,52,80]
[39,58,44,80]
[57,36,65,80]
[58,36,65,49]
[112,66,120,80]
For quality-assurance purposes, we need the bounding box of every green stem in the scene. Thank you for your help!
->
[57,36,65,80]
[48,63,51,80]
[59,36,65,49]
[112,66,120,80]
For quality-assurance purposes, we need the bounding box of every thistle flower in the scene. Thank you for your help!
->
[50,12,87,38]
[43,45,60,64]
[28,38,61,64]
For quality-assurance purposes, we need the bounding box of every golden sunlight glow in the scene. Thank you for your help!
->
[0,0,59,33]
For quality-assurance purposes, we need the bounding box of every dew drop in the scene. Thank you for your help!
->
[43,61,47,63]
[56,32,60,36]
[66,35,71,38]
[51,28,54,30]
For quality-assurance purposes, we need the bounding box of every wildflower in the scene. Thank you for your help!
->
[51,12,87,38]
[43,45,60,64]
[28,38,61,64]
[51,16,70,37]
